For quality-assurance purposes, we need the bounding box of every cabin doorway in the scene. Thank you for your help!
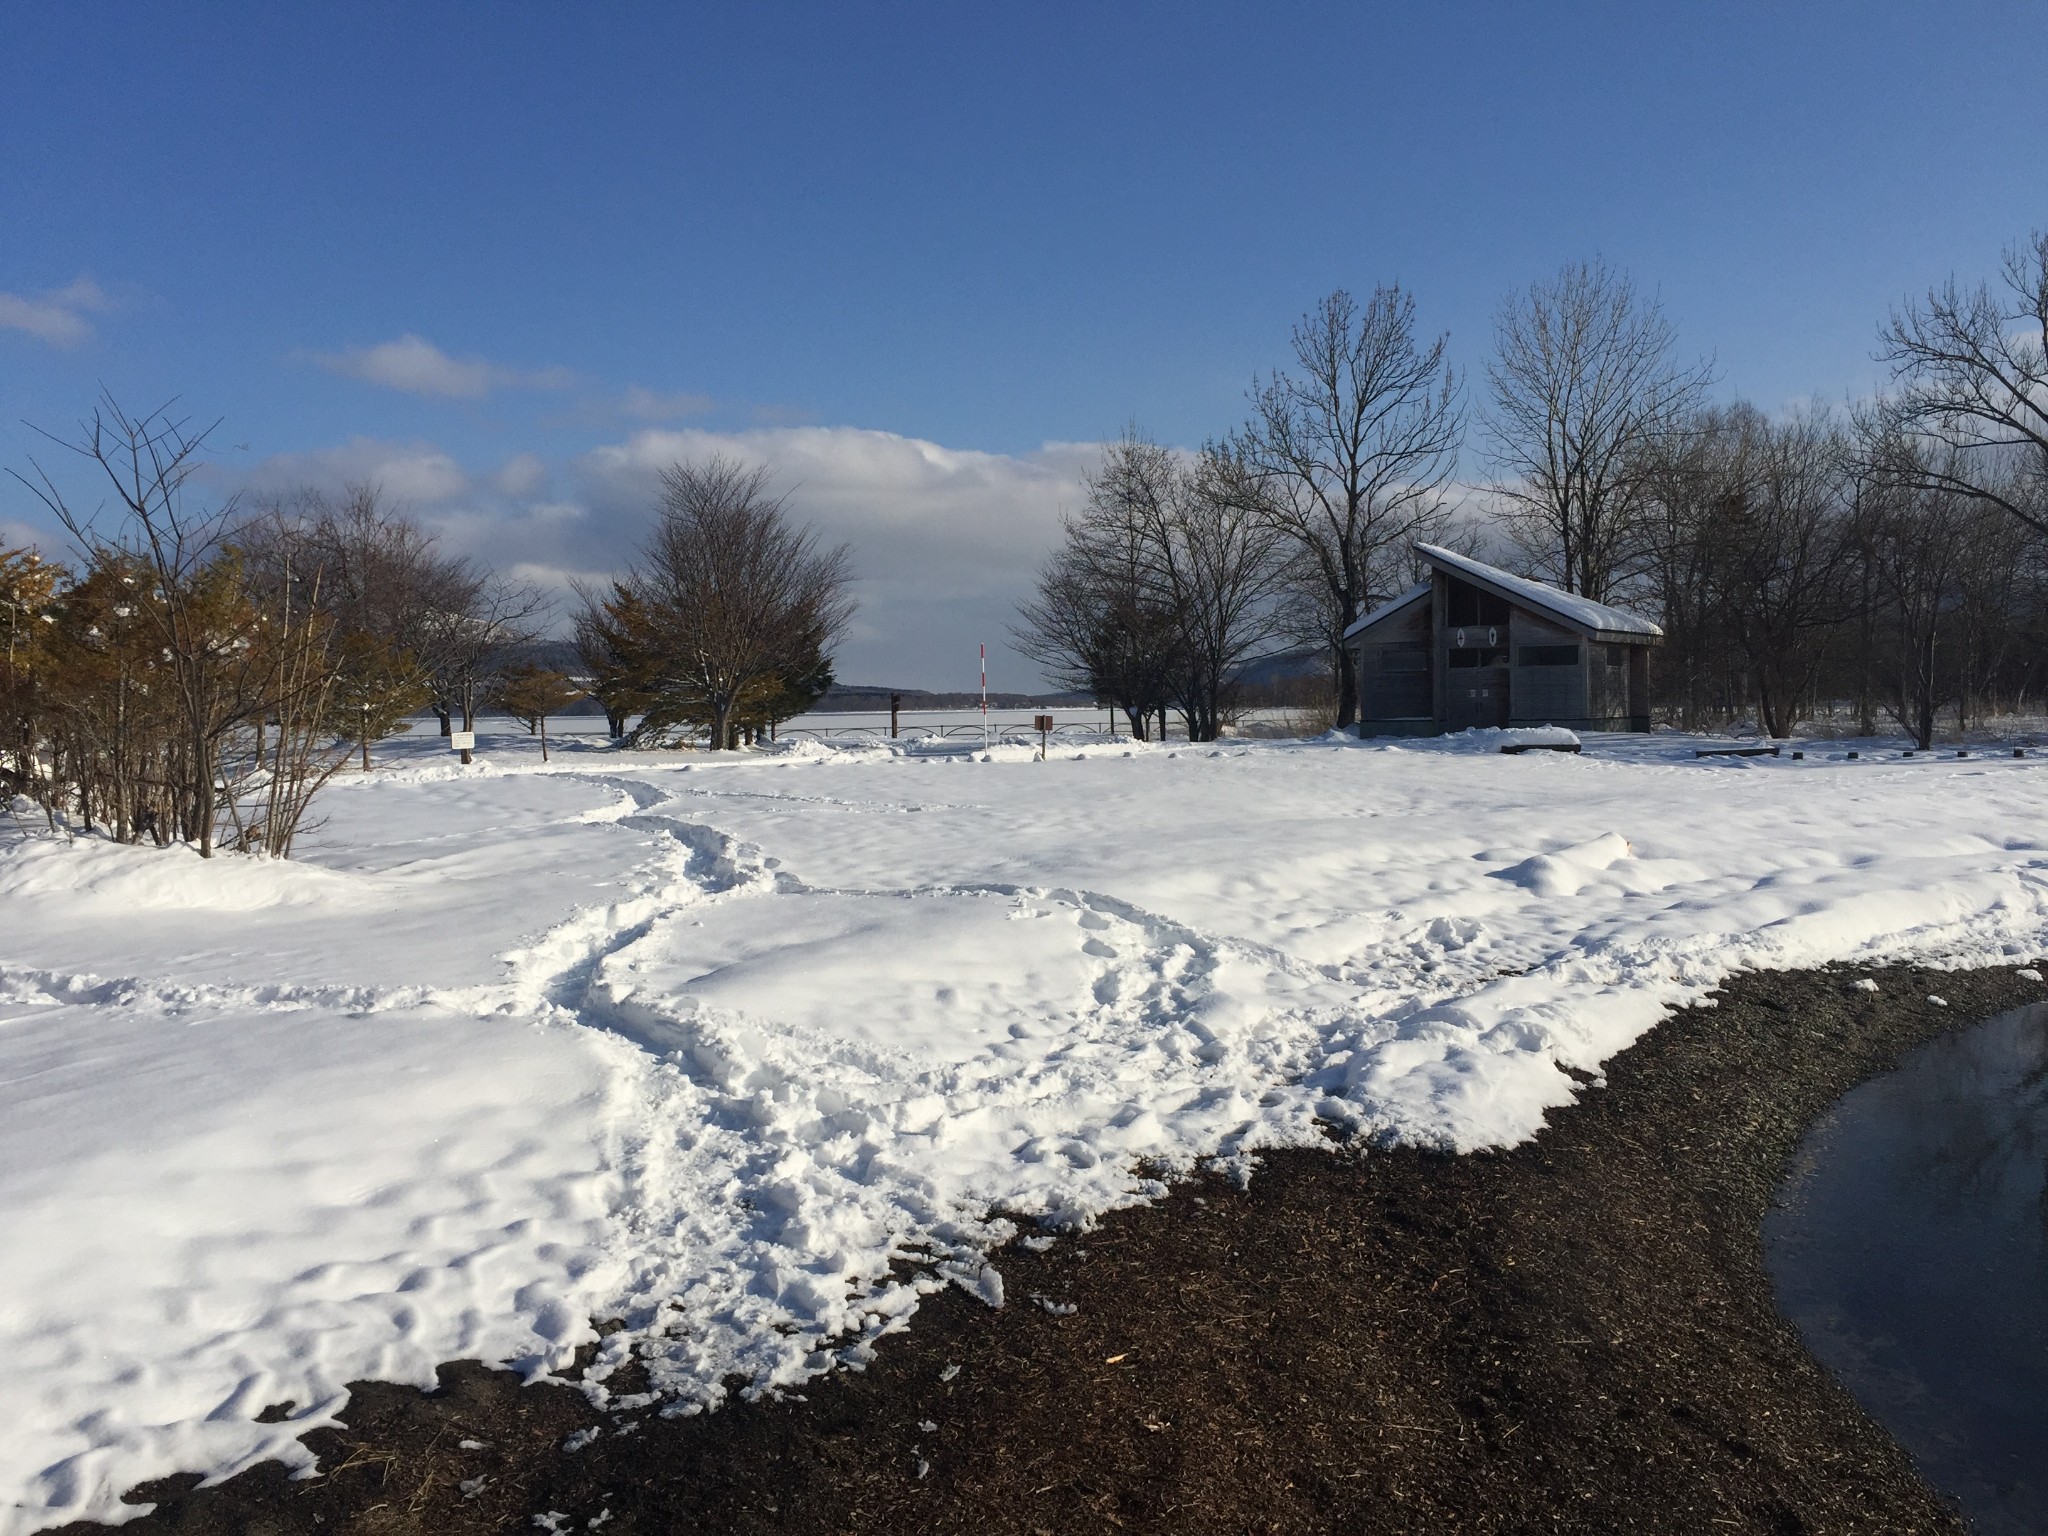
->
[1447,645,1510,730]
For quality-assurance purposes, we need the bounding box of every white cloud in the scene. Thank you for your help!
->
[314,335,576,399]
[587,424,1085,584]
[237,437,475,506]
[0,277,112,347]
[573,426,1101,688]
[229,424,1105,690]
[492,452,548,497]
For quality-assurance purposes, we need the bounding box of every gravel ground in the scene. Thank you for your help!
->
[66,961,2038,1536]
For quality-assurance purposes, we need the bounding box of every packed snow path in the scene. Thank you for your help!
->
[4,731,2047,1531]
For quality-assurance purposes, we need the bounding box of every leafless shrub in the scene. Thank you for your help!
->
[9,396,358,855]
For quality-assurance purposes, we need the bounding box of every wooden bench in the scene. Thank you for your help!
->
[1500,742,1583,755]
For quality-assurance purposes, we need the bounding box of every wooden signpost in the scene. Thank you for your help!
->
[1034,713,1054,760]
[449,729,476,765]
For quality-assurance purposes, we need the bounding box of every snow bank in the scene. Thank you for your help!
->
[4,737,2048,1529]
[0,834,369,913]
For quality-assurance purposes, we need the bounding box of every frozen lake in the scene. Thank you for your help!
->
[1767,1004,2048,1534]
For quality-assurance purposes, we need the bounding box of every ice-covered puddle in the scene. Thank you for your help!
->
[1767,1002,2048,1534]
[7,729,2048,1532]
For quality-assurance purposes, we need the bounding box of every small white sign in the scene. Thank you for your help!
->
[448,731,476,751]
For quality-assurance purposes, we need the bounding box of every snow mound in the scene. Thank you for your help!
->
[0,832,368,912]
[1493,833,1633,897]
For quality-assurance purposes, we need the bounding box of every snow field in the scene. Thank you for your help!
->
[4,730,2048,1530]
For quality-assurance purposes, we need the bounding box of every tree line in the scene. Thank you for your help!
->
[1,411,857,857]
[1017,231,2048,747]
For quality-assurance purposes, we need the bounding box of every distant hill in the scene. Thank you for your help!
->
[1232,646,1333,687]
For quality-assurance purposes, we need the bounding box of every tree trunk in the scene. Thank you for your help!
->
[1333,643,1359,729]
[1917,623,1937,750]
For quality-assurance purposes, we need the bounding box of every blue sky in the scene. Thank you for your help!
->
[4,2,2042,687]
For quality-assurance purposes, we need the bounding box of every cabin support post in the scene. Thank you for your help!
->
[1429,572,1450,736]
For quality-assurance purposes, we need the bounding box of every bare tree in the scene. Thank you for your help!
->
[1485,259,1711,602]
[1872,231,2048,535]
[240,483,544,745]
[1014,432,1184,738]
[418,575,546,740]
[1016,431,1281,743]
[1708,408,1858,738]
[602,457,854,750]
[1012,534,1179,739]
[1636,407,1737,729]
[1864,460,1975,750]
[1235,288,1463,728]
[1152,445,1286,741]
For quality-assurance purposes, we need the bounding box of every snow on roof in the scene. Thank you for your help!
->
[1415,544,1663,639]
[1340,579,1431,641]
[1342,551,1662,642]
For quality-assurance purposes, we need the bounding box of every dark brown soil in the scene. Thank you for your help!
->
[64,962,2039,1536]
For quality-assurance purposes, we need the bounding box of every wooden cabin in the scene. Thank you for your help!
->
[1345,544,1661,736]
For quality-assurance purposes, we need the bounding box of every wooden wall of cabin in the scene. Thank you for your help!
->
[1507,610,1587,725]
[1355,602,1433,729]
[1587,641,1634,723]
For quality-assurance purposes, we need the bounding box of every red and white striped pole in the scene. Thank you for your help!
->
[980,643,988,751]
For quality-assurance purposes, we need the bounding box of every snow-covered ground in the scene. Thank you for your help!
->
[5,727,2048,1531]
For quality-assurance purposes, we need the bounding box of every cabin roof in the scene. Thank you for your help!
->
[1340,579,1431,640]
[1342,545,1664,643]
